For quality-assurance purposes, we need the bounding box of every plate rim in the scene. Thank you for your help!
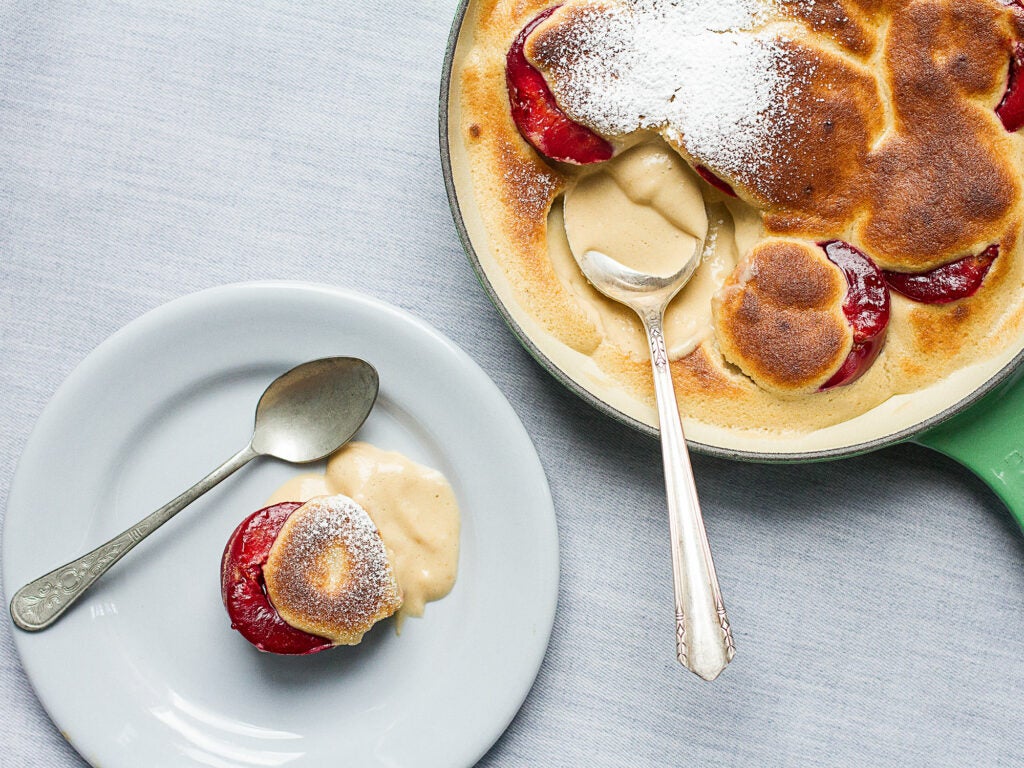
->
[2,280,560,768]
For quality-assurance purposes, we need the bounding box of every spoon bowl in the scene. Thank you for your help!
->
[573,246,703,308]
[253,357,379,462]
[10,356,379,632]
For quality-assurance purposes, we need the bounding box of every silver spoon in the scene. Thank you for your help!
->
[10,356,379,632]
[564,202,735,681]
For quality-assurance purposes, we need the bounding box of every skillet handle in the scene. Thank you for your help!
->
[912,370,1024,533]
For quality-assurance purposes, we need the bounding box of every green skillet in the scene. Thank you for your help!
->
[438,0,1024,534]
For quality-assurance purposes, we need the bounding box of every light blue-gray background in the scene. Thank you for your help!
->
[2,2,1023,766]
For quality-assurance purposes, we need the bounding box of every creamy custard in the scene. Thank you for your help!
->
[266,442,460,624]
[564,142,708,278]
[554,140,745,361]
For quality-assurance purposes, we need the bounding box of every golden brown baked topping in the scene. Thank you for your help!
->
[746,39,882,232]
[522,0,1021,270]
[452,0,1024,440]
[778,0,882,56]
[859,0,1019,269]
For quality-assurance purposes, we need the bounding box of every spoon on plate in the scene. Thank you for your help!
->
[563,178,734,681]
[10,356,379,632]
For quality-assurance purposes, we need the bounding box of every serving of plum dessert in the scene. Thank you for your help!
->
[221,495,402,654]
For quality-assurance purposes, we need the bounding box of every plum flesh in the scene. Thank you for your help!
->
[819,240,891,391]
[505,7,615,165]
[999,42,1024,132]
[695,165,738,197]
[883,245,998,305]
[221,501,334,655]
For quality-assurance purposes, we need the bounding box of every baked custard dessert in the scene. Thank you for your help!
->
[222,496,401,654]
[222,443,460,654]
[450,0,1024,451]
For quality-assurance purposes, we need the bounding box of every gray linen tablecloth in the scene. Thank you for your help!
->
[2,2,1023,766]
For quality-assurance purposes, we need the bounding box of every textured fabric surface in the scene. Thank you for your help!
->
[2,2,1024,766]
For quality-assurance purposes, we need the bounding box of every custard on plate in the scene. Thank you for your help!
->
[221,443,460,654]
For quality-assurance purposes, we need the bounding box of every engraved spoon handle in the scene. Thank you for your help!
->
[10,445,258,632]
[641,307,734,681]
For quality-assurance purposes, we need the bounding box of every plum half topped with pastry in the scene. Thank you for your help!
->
[221,495,402,655]
[505,6,614,165]
[713,239,890,395]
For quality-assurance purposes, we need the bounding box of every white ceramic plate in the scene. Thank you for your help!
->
[3,282,558,768]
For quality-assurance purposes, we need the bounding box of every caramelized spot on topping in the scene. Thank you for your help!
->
[677,344,745,396]
[498,142,562,240]
[779,0,883,57]
[727,40,884,231]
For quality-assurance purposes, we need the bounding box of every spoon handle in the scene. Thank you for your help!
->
[10,445,258,632]
[641,308,735,681]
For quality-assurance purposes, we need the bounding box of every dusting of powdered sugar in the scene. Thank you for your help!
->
[530,0,808,180]
[265,495,398,639]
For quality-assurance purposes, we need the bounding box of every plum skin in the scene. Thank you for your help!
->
[221,501,334,655]
[883,246,998,305]
[999,42,1024,132]
[695,165,738,197]
[505,7,615,165]
[819,241,891,391]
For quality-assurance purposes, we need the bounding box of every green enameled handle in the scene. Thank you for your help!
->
[913,367,1024,533]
